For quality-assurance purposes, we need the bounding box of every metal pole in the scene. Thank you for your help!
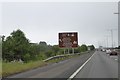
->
[68,48,69,54]
[105,35,108,48]
[72,48,74,54]
[107,29,115,48]
[111,29,113,48]
[106,36,108,48]
[114,11,119,47]
[64,49,65,54]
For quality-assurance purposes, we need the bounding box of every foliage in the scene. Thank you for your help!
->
[52,45,60,55]
[2,29,95,62]
[118,46,120,49]
[2,29,30,62]
[0,37,2,59]
[78,44,88,52]
[88,45,95,50]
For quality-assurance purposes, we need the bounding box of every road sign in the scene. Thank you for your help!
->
[59,32,78,48]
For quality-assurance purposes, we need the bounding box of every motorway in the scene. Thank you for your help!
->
[74,51,118,78]
[5,50,118,79]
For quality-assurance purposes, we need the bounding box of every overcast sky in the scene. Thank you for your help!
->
[1,2,119,48]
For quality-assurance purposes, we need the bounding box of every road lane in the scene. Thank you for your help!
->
[7,51,94,78]
[74,51,118,78]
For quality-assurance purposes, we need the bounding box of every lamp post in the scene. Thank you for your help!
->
[104,35,109,48]
[107,29,116,48]
[114,12,119,48]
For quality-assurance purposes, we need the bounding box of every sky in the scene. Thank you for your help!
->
[0,1,119,48]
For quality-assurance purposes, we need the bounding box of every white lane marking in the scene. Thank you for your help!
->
[67,52,96,80]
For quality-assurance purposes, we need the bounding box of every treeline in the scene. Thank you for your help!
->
[118,46,120,49]
[2,29,95,63]
[0,38,1,59]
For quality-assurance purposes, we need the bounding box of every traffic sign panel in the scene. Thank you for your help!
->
[59,32,78,48]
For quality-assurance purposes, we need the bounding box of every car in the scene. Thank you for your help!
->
[102,49,106,52]
[106,49,111,54]
[109,51,117,56]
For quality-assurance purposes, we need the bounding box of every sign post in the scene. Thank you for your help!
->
[68,48,69,54]
[72,48,74,54]
[64,49,66,54]
[58,32,78,54]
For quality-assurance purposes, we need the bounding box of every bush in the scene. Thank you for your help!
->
[79,44,88,52]
[23,53,31,63]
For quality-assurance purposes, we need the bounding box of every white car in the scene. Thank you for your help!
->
[102,49,106,52]
[106,49,111,54]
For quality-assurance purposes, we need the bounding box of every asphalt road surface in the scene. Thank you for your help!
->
[74,51,118,78]
[4,50,118,79]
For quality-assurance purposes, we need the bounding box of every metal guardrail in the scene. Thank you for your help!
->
[43,51,93,62]
[43,54,73,62]
[43,54,79,62]
[43,55,65,62]
[43,52,86,62]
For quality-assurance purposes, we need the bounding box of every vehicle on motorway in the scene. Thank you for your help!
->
[109,51,118,56]
[102,49,106,52]
[106,49,111,54]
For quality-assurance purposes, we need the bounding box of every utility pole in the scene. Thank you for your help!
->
[107,29,117,48]
[111,29,113,48]
[106,36,108,48]
[104,35,109,48]
[114,12,119,47]
[105,35,112,49]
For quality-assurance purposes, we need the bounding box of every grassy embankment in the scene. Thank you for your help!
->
[2,60,47,77]
[0,60,1,77]
[2,52,90,77]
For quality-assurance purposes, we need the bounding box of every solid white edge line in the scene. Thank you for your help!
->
[67,52,96,80]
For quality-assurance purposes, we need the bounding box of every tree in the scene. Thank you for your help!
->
[39,41,47,46]
[11,29,30,61]
[39,41,48,52]
[2,29,30,62]
[1,35,5,42]
[2,36,15,61]
[0,36,2,59]
[79,44,88,52]
[88,45,95,50]
[52,45,60,55]
[29,43,41,60]
[118,46,120,49]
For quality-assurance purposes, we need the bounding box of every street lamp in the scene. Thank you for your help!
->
[114,12,119,48]
[114,12,119,14]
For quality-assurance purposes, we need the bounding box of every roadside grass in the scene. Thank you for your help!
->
[2,61,47,77]
[2,56,72,77]
[0,60,2,77]
[2,51,92,77]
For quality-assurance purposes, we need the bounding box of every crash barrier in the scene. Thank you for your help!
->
[43,50,94,62]
[43,54,72,62]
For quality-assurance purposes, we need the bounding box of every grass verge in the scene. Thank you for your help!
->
[2,51,91,77]
[0,60,2,77]
[2,61,47,77]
